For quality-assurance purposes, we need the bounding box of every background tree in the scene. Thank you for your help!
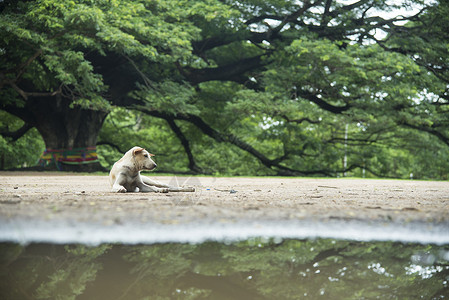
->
[0,0,229,171]
[1,0,448,178]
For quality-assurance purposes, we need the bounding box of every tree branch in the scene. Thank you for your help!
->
[281,115,321,124]
[320,0,333,27]
[297,90,351,114]
[1,49,43,80]
[193,2,316,54]
[96,141,126,153]
[328,0,372,19]
[271,1,315,34]
[185,55,266,85]
[400,121,449,147]
[138,108,334,176]
[5,80,61,101]
[244,14,284,26]
[0,123,33,142]
[165,117,203,174]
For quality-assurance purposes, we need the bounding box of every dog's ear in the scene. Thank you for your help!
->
[133,147,145,156]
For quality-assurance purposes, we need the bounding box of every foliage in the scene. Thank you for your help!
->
[97,108,191,172]
[1,0,448,178]
[0,111,45,169]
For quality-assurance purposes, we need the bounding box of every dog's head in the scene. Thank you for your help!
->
[132,147,157,171]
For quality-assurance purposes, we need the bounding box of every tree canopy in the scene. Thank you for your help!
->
[1,0,448,178]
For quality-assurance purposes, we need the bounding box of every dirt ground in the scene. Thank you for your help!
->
[1,172,448,228]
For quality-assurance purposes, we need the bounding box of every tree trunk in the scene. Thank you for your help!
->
[25,95,108,172]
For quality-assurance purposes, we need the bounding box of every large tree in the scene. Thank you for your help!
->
[1,0,447,177]
[0,0,226,170]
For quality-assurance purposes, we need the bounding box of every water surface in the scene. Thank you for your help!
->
[1,239,448,299]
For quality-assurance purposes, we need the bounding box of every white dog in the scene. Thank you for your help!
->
[109,146,195,193]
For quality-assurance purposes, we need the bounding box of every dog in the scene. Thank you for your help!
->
[109,146,195,193]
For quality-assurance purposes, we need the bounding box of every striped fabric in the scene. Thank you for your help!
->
[39,147,99,170]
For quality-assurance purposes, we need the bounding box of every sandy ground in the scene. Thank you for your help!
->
[0,172,448,229]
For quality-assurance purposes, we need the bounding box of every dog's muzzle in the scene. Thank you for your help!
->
[147,163,157,170]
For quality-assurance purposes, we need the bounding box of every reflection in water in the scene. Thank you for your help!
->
[1,239,448,299]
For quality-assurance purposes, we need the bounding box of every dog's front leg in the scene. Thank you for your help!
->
[167,186,196,192]
[112,173,128,193]
[137,181,169,193]
[141,175,195,192]
[140,175,170,188]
